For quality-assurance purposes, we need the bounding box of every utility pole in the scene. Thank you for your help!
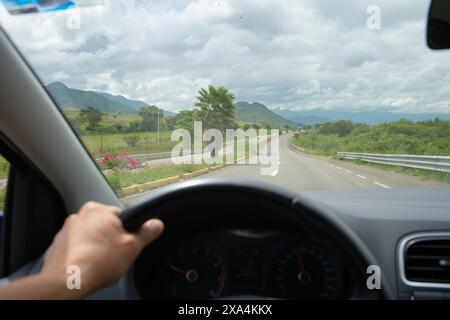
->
[152,108,161,146]
[157,110,160,146]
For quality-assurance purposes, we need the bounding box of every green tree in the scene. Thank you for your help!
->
[128,120,142,132]
[139,105,164,132]
[262,122,273,130]
[195,86,236,132]
[163,115,177,130]
[79,107,103,131]
[319,120,355,137]
[174,110,198,135]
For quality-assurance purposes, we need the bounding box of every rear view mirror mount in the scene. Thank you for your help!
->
[427,0,450,49]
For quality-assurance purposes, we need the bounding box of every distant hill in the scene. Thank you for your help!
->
[235,101,299,128]
[273,108,450,125]
[46,82,175,116]
[272,109,331,125]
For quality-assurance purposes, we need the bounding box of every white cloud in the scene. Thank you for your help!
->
[0,0,448,113]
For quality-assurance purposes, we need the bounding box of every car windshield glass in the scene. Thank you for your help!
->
[1,0,449,204]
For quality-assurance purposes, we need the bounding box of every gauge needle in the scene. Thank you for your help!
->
[169,265,187,275]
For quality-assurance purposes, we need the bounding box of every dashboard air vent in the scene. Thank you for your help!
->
[405,239,450,284]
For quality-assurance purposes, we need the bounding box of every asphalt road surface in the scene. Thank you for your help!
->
[124,134,448,204]
[202,134,447,191]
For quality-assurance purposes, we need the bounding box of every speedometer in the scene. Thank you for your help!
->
[164,246,225,299]
[271,243,344,299]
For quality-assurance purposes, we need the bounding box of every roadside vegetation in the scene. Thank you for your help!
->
[65,85,290,158]
[82,131,175,158]
[292,119,450,183]
[62,85,290,196]
[106,163,210,194]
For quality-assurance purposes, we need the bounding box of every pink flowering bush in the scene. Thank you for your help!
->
[102,153,138,172]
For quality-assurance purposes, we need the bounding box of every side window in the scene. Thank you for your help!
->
[0,155,9,230]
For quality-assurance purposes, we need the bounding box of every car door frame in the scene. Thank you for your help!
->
[0,26,121,275]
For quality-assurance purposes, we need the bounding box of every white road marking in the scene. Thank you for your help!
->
[374,182,391,189]
[270,157,281,177]
[336,166,343,170]
[356,174,367,180]
[345,170,352,174]
[329,164,335,167]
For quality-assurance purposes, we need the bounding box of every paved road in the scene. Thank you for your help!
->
[201,134,447,191]
[124,134,447,204]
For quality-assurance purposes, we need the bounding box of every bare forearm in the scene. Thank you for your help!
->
[0,274,86,300]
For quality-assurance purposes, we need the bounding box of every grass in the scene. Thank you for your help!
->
[84,130,259,158]
[104,138,256,196]
[106,163,210,193]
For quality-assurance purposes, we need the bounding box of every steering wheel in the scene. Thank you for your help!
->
[119,177,394,300]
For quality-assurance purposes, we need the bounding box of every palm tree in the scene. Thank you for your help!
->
[195,86,236,132]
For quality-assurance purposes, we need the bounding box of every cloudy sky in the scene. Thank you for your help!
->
[1,0,449,113]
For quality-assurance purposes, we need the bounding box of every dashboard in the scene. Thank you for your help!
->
[9,182,450,300]
[8,185,450,300]
[135,230,355,300]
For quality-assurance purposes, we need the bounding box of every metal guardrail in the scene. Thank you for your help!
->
[290,143,306,153]
[337,152,450,173]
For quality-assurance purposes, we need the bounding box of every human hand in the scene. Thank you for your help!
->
[42,201,164,298]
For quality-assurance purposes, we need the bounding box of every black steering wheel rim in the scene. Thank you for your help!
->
[120,177,394,300]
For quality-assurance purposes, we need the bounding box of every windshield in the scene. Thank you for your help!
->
[1,0,449,203]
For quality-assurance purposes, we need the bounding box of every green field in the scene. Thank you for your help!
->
[81,131,176,156]
[64,110,141,128]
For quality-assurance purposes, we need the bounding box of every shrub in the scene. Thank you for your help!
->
[319,120,355,137]
[123,135,141,147]
[102,153,138,172]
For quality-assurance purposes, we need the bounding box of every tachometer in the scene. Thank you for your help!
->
[164,246,225,299]
[271,243,343,299]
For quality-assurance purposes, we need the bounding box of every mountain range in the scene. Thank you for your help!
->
[273,108,450,125]
[45,82,297,127]
[46,82,176,116]
[46,82,450,127]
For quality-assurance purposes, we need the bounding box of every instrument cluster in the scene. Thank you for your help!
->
[136,230,354,300]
